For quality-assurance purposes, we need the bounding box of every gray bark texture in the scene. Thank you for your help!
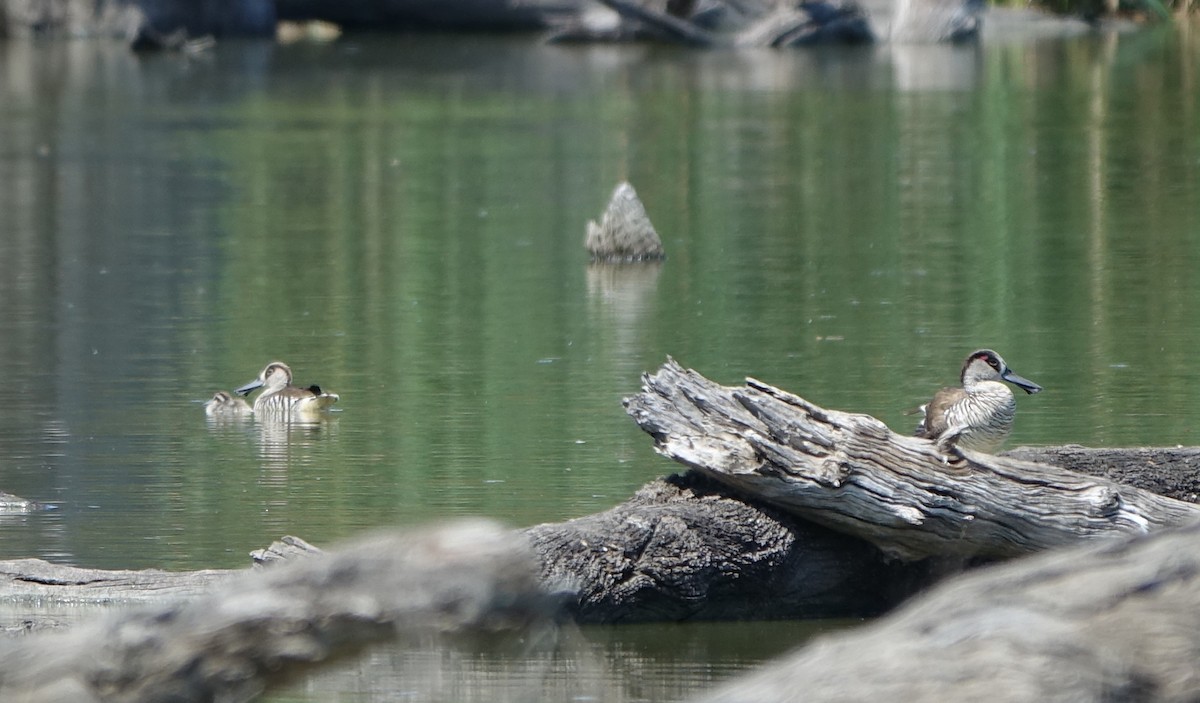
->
[1005,445,1200,504]
[585,182,666,263]
[0,0,576,37]
[549,0,875,46]
[275,0,580,29]
[524,471,923,623]
[624,359,1200,561]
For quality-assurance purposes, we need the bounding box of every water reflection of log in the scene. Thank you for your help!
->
[889,42,980,91]
[0,521,553,702]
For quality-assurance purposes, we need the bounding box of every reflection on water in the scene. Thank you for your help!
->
[0,25,1199,702]
[253,419,340,478]
[282,620,840,703]
[587,262,662,379]
[889,42,980,91]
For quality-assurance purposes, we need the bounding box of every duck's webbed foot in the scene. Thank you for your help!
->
[935,430,965,464]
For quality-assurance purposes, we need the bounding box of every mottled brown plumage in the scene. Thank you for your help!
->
[915,349,1042,453]
[235,361,339,420]
[204,390,251,417]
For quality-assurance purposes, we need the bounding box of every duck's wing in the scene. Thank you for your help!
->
[309,391,339,411]
[913,386,966,438]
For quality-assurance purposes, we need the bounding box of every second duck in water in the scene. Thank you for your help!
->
[915,349,1042,453]
[235,361,339,420]
[205,390,252,417]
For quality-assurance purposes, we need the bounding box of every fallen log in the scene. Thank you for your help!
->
[0,520,553,703]
[1004,444,1200,504]
[0,559,236,609]
[548,0,875,46]
[694,517,1200,703]
[624,359,1200,560]
[0,491,46,512]
[3,357,1200,629]
[524,471,922,623]
[891,0,983,42]
[275,0,579,30]
[3,443,1200,628]
[592,0,718,45]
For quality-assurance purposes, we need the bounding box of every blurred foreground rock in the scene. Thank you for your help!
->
[696,519,1200,703]
[0,521,554,703]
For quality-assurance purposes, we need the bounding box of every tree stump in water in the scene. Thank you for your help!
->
[585,182,666,263]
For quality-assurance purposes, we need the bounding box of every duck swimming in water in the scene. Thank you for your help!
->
[915,349,1042,453]
[204,390,252,417]
[235,361,339,420]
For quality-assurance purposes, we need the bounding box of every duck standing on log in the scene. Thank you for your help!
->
[235,361,339,420]
[915,349,1042,453]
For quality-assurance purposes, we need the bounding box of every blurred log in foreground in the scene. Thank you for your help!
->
[624,359,1200,561]
[695,517,1200,703]
[0,520,555,703]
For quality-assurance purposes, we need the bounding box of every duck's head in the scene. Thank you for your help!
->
[235,361,293,396]
[961,349,1042,394]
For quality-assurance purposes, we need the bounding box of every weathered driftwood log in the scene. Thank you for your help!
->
[249,534,324,565]
[524,472,922,623]
[585,182,666,263]
[892,0,983,42]
[0,520,553,703]
[590,0,718,45]
[624,359,1200,560]
[1005,445,1200,504]
[694,517,1200,703]
[734,0,873,46]
[4,443,1200,628]
[548,0,874,46]
[0,491,45,512]
[275,0,579,30]
[0,0,143,38]
[0,537,328,622]
[0,559,236,609]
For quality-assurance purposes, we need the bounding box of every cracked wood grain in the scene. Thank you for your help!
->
[625,359,1200,560]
